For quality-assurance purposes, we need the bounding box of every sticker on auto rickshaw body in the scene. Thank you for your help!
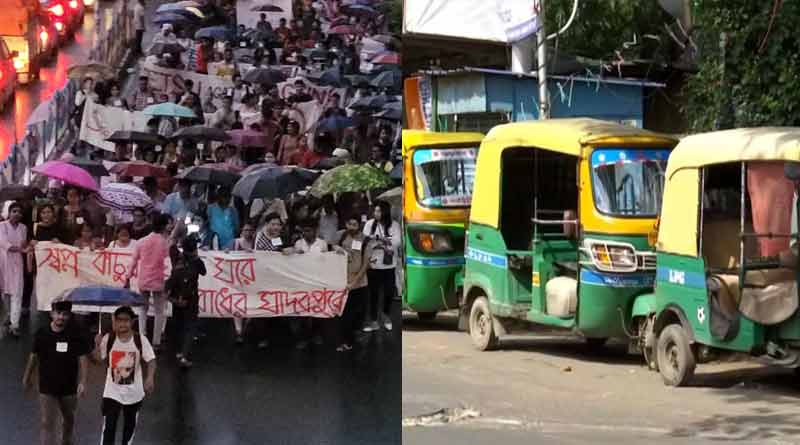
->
[532,271,540,287]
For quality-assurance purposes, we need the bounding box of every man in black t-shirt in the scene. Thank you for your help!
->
[23,300,91,445]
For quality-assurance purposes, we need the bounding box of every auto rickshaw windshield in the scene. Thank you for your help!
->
[591,148,670,217]
[413,146,478,208]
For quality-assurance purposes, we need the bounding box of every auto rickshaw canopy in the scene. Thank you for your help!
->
[658,127,800,257]
[471,118,679,229]
[401,130,484,155]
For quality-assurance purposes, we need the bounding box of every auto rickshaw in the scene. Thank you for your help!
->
[647,128,800,386]
[461,118,679,351]
[402,130,484,320]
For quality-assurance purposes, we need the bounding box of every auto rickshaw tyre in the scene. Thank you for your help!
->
[418,312,437,322]
[469,296,499,351]
[656,324,696,387]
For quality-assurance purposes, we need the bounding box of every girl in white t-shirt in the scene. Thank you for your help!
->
[108,225,136,249]
[362,201,401,332]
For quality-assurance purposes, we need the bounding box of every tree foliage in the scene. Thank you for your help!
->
[685,1,800,130]
[544,0,672,62]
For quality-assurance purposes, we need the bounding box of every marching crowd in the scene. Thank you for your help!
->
[0,0,400,442]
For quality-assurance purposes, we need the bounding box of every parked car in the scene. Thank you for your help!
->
[0,37,18,111]
[41,0,83,42]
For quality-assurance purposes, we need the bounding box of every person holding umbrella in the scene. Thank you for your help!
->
[93,306,156,445]
[22,299,91,445]
[125,214,171,352]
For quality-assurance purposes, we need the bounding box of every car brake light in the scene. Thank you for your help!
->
[69,0,78,9]
[83,0,94,5]
[13,58,23,71]
[50,4,65,16]
[55,22,64,31]
[0,70,3,81]
[40,29,49,44]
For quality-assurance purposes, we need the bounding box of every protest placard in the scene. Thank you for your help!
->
[277,76,348,109]
[35,242,348,318]
[79,101,150,152]
[142,62,234,109]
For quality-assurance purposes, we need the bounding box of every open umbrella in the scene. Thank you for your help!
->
[171,126,231,142]
[60,285,146,334]
[0,184,44,201]
[240,162,279,176]
[341,4,378,17]
[143,103,196,119]
[372,107,401,121]
[310,164,393,197]
[370,51,400,65]
[173,0,200,6]
[176,165,241,186]
[308,68,345,87]
[105,131,167,146]
[251,3,283,12]
[97,183,154,213]
[233,166,319,201]
[148,42,187,56]
[154,8,203,20]
[195,26,235,41]
[329,25,357,35]
[316,115,354,132]
[303,48,330,62]
[345,74,371,87]
[156,2,191,12]
[110,161,168,178]
[349,94,395,112]
[389,162,402,180]
[370,68,401,90]
[243,67,286,85]
[227,129,268,147]
[377,186,402,207]
[32,161,99,192]
[184,6,204,18]
[69,159,110,177]
[153,13,195,25]
[67,62,115,81]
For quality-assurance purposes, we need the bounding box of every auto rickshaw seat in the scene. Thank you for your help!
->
[710,269,798,325]
[702,219,760,269]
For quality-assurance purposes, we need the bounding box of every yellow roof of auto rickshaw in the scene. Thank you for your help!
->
[480,118,679,156]
[401,130,484,155]
[665,127,800,178]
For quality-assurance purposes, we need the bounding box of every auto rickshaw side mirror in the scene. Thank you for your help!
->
[784,163,800,181]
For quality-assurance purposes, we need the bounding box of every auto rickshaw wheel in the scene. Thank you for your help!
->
[469,296,498,351]
[656,324,696,387]
[417,312,437,322]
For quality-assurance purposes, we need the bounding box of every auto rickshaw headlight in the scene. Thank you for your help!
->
[587,241,637,272]
[412,230,454,253]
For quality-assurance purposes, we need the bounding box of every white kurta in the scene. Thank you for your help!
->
[0,220,27,329]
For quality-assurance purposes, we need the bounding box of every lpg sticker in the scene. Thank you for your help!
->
[668,269,685,285]
[696,306,706,324]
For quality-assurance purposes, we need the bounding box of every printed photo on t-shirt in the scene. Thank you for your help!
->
[110,350,137,385]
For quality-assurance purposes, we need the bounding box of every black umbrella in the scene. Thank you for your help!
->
[251,3,283,12]
[345,74,371,88]
[303,48,330,62]
[370,69,401,90]
[171,126,231,142]
[106,131,167,146]
[309,68,345,87]
[232,166,319,201]
[349,94,396,112]
[0,184,44,201]
[69,159,110,177]
[243,67,287,85]
[148,42,187,56]
[176,165,241,187]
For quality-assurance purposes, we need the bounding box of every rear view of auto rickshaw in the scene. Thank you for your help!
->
[402,130,484,321]
[648,128,800,386]
[461,118,678,351]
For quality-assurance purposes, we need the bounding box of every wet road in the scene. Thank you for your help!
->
[403,311,800,445]
[0,308,401,444]
[0,3,110,160]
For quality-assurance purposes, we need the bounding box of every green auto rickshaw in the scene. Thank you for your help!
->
[647,127,800,386]
[402,130,484,321]
[461,118,678,351]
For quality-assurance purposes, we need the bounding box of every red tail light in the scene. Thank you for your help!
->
[40,28,49,44]
[49,4,65,16]
[55,21,64,31]
[69,0,78,9]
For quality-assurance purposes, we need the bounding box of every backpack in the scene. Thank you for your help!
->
[105,332,145,366]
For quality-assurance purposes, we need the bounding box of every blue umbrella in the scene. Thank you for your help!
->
[195,26,235,41]
[154,9,203,21]
[153,13,194,25]
[61,285,146,307]
[317,115,355,132]
[156,3,185,13]
[144,102,197,118]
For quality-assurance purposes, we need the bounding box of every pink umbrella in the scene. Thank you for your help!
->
[329,25,357,35]
[370,51,400,65]
[227,129,268,147]
[32,160,99,192]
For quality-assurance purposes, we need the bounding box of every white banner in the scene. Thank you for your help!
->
[79,101,150,152]
[142,62,234,109]
[403,0,540,43]
[35,242,348,318]
[237,0,293,29]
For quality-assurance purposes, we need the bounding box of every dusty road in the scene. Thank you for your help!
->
[403,311,800,445]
